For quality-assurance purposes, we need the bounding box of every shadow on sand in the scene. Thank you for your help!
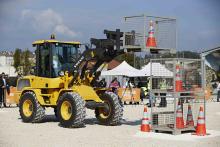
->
[17,115,141,127]
[18,114,58,123]
[121,119,141,126]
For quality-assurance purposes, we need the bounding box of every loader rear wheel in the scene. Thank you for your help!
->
[19,91,45,123]
[95,92,123,125]
[57,92,85,128]
[54,107,58,118]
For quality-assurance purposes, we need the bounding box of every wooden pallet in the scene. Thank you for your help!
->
[152,125,195,135]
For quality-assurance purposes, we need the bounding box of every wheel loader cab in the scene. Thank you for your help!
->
[33,40,81,78]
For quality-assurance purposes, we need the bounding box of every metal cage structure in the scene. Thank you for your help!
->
[122,14,177,53]
[149,58,205,135]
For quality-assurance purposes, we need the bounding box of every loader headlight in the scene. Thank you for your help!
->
[58,71,65,77]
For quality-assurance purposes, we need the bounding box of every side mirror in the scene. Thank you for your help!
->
[58,70,65,77]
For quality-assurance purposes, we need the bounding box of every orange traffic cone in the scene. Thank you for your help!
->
[176,102,184,129]
[186,104,194,127]
[140,105,150,132]
[146,20,157,48]
[195,106,206,136]
[175,64,183,92]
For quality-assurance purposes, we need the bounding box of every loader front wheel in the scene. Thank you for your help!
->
[57,92,85,128]
[95,92,123,125]
[19,91,45,123]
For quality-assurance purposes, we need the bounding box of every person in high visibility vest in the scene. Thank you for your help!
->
[159,79,167,107]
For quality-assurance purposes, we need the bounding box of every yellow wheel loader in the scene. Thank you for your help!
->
[17,30,131,128]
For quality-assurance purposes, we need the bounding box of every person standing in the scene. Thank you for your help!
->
[137,77,143,88]
[109,77,120,94]
[0,72,7,107]
[217,81,220,102]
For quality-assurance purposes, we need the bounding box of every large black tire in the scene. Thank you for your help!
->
[54,107,58,118]
[57,92,86,128]
[19,91,45,123]
[95,92,123,126]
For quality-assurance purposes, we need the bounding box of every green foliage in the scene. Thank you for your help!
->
[13,48,22,73]
[13,48,34,76]
[176,51,200,59]
[160,51,200,59]
[114,50,200,69]
[23,49,32,75]
[114,53,135,66]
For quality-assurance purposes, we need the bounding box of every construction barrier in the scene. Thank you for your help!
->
[175,63,183,92]
[118,88,140,103]
[193,106,207,136]
[146,20,157,48]
[140,105,151,132]
[6,86,19,106]
[176,102,184,129]
[186,104,194,127]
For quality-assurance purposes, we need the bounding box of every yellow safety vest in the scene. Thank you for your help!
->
[160,81,167,90]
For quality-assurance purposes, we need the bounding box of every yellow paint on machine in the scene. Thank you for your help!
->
[16,74,102,106]
[32,40,80,46]
[73,85,102,102]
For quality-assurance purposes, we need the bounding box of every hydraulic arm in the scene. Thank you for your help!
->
[69,29,128,87]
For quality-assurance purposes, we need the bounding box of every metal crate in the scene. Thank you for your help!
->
[122,14,177,53]
[149,58,205,135]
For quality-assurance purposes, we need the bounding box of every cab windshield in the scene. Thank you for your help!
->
[52,43,80,77]
[36,43,82,78]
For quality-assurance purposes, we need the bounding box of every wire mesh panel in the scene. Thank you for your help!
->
[149,58,205,135]
[123,16,144,49]
[122,15,177,52]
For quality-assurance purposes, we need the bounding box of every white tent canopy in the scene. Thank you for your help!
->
[101,61,173,77]
[140,62,173,77]
[101,61,143,77]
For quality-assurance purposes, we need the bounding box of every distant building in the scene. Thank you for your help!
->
[0,51,16,77]
[0,55,13,66]
[0,50,36,77]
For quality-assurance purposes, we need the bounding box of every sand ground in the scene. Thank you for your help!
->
[0,101,220,147]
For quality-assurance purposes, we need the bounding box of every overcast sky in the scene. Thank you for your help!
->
[0,0,219,52]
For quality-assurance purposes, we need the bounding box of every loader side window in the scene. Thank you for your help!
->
[17,79,30,91]
[38,45,50,77]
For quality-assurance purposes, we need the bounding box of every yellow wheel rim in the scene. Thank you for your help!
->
[99,102,111,119]
[22,99,33,117]
[61,101,72,120]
